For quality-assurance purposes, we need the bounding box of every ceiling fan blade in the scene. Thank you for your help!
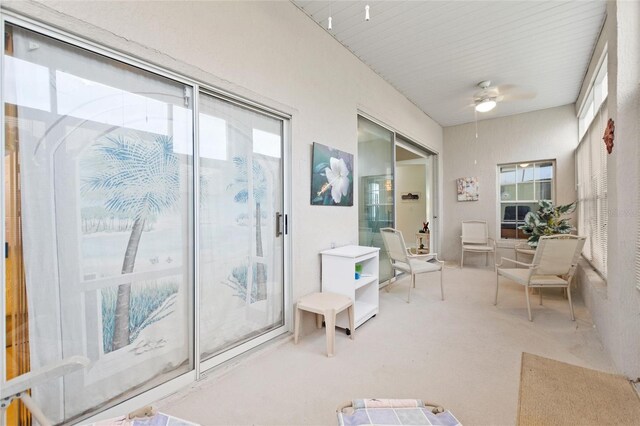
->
[457,102,477,113]
[473,87,500,99]
[496,84,537,101]
[502,91,537,101]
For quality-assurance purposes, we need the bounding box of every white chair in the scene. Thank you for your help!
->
[460,220,496,268]
[380,228,444,303]
[495,234,586,321]
[0,356,89,426]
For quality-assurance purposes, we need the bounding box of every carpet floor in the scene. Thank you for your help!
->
[517,352,640,426]
[159,265,616,425]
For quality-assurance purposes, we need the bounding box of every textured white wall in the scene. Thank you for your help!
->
[2,1,442,312]
[442,105,578,264]
[578,0,640,379]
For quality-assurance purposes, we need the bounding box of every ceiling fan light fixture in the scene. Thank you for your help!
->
[475,99,496,113]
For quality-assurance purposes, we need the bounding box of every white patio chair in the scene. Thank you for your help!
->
[460,220,496,269]
[495,234,586,321]
[0,355,89,426]
[380,228,444,303]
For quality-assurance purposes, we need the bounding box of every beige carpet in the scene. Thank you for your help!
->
[160,267,616,425]
[517,353,640,426]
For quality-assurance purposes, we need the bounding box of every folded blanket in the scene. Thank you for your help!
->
[338,399,461,426]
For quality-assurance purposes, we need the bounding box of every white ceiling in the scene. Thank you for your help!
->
[292,0,606,126]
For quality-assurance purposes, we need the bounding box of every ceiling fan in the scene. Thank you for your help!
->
[472,80,536,113]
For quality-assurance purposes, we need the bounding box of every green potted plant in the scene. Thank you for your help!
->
[518,200,576,247]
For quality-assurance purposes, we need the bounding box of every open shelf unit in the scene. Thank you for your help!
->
[320,245,380,331]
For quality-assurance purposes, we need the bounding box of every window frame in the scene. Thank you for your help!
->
[497,160,556,240]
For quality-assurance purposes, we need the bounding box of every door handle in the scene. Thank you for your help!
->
[276,212,284,237]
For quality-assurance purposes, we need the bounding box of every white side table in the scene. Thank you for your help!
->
[320,245,380,333]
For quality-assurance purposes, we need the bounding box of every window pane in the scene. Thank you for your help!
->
[4,24,193,423]
[535,162,553,200]
[516,164,534,200]
[500,166,516,201]
[517,183,534,200]
[500,203,519,239]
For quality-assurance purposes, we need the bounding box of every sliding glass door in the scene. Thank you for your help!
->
[198,93,285,362]
[0,18,290,425]
[3,23,194,423]
[357,116,395,282]
[2,20,289,424]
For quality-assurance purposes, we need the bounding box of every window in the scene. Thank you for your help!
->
[499,161,555,239]
[576,51,608,278]
[579,52,608,139]
[576,104,608,277]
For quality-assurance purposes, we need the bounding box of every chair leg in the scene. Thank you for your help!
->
[294,305,301,344]
[525,285,533,321]
[539,288,543,305]
[494,273,499,305]
[567,286,575,321]
[20,394,52,426]
[316,313,323,329]
[440,268,444,301]
[461,250,464,268]
[325,309,336,357]
[485,252,488,266]
[407,274,413,303]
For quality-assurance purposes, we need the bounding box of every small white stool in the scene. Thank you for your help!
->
[294,292,354,357]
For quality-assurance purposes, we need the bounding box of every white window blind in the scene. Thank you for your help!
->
[576,103,608,277]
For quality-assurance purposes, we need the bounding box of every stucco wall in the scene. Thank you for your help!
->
[577,0,640,379]
[2,1,443,314]
[442,105,578,264]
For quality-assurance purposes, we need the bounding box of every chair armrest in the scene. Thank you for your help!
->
[425,252,445,265]
[495,257,534,268]
[487,237,496,248]
[408,252,444,265]
[0,355,89,398]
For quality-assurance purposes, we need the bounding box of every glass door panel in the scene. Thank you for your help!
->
[3,23,194,423]
[395,138,436,254]
[357,116,394,282]
[198,93,284,360]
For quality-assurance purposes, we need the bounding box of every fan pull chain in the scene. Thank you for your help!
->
[474,109,478,165]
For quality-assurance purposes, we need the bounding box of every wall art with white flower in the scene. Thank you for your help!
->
[310,142,354,206]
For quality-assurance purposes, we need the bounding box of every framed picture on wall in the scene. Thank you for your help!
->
[457,177,479,201]
[310,142,354,206]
